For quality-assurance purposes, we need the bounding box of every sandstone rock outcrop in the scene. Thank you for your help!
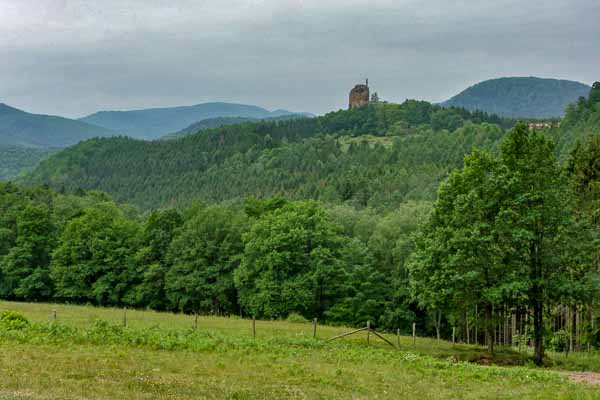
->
[349,84,370,109]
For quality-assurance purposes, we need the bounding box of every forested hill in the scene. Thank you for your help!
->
[161,113,312,140]
[442,77,591,118]
[79,102,306,140]
[0,145,57,181]
[0,104,117,180]
[23,101,513,210]
[0,103,116,148]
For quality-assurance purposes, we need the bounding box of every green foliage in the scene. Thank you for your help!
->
[50,202,141,305]
[285,313,309,323]
[165,205,247,314]
[0,204,55,300]
[411,125,582,363]
[127,209,183,310]
[548,329,570,352]
[0,144,55,181]
[0,310,29,330]
[324,238,387,327]
[552,90,600,156]
[235,201,346,319]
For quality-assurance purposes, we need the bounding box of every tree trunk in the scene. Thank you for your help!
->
[435,309,441,340]
[570,305,577,353]
[533,299,544,366]
[475,304,478,345]
[486,304,494,355]
[466,309,470,344]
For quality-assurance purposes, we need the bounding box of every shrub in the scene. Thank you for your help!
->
[548,329,569,352]
[286,313,309,324]
[0,310,30,330]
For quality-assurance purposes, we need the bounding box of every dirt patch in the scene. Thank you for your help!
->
[561,371,600,386]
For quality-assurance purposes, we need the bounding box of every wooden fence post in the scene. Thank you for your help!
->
[367,320,371,346]
[51,309,56,322]
[412,322,416,346]
[397,328,400,348]
[194,312,198,330]
[313,318,318,339]
[122,308,127,327]
[252,316,256,338]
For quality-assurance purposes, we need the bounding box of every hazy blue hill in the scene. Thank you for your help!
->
[442,77,591,118]
[0,103,116,148]
[79,102,305,140]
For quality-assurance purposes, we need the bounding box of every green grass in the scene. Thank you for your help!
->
[0,301,599,399]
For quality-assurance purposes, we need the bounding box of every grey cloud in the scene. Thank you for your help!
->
[0,0,598,118]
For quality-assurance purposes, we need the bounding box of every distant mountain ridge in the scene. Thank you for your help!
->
[80,102,309,140]
[442,77,591,118]
[0,103,116,148]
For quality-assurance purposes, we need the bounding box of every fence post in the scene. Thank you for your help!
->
[194,312,198,330]
[397,328,400,348]
[122,308,127,327]
[412,322,416,346]
[367,320,371,346]
[51,309,56,322]
[252,316,256,338]
[313,318,318,339]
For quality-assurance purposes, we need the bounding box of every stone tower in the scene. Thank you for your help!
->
[349,80,370,109]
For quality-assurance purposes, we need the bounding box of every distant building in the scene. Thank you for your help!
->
[349,80,370,109]
[527,121,561,130]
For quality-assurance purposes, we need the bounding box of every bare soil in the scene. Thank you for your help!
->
[561,371,600,386]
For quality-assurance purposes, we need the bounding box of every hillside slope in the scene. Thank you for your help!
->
[0,103,116,148]
[161,114,311,140]
[442,77,591,118]
[0,145,56,180]
[23,101,512,209]
[80,102,305,140]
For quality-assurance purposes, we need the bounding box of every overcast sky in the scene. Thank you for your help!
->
[1,0,599,118]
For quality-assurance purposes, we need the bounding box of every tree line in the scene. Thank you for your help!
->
[0,183,430,329]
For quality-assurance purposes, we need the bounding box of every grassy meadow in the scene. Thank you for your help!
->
[0,301,599,399]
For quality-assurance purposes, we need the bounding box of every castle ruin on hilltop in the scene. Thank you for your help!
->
[349,79,370,109]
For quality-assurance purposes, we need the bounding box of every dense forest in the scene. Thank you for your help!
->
[0,145,56,181]
[442,77,591,118]
[161,114,312,140]
[2,84,599,365]
[23,100,513,210]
